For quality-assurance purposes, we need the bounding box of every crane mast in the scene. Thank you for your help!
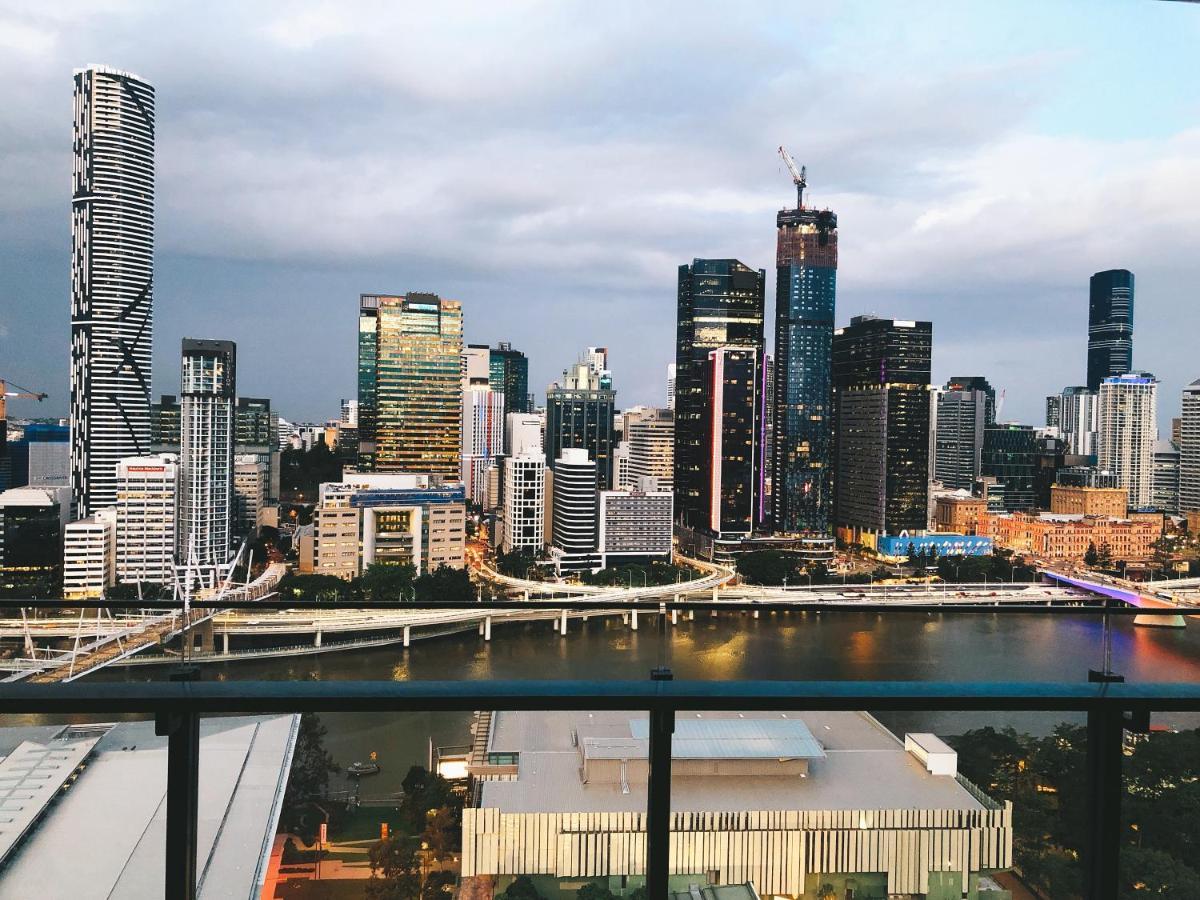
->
[778,145,807,208]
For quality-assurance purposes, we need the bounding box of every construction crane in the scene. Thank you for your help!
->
[778,145,806,209]
[0,378,48,423]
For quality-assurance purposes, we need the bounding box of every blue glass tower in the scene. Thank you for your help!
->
[1087,269,1134,391]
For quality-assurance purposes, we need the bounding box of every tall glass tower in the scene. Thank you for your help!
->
[489,343,531,418]
[70,66,156,517]
[357,294,463,478]
[772,184,837,535]
[1087,269,1135,391]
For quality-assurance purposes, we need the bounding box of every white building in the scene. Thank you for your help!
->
[598,488,673,568]
[233,454,267,539]
[1060,386,1099,458]
[115,454,177,586]
[462,345,505,507]
[1098,373,1157,510]
[1181,379,1200,514]
[505,412,542,457]
[340,397,359,429]
[626,408,674,492]
[500,455,546,555]
[69,66,156,518]
[550,448,599,573]
[178,340,236,574]
[667,362,676,411]
[62,508,116,598]
[613,440,632,490]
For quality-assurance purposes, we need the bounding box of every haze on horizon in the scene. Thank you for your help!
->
[1,1,1198,430]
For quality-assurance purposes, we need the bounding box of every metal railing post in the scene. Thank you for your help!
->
[1084,671,1123,900]
[157,668,201,900]
[647,667,675,897]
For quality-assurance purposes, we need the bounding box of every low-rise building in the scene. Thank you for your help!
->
[233,454,267,540]
[62,508,116,598]
[876,532,993,561]
[1049,484,1127,518]
[598,488,673,568]
[933,493,988,535]
[462,709,1012,899]
[986,512,1157,561]
[0,486,69,595]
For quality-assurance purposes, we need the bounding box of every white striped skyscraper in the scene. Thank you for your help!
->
[70,66,156,517]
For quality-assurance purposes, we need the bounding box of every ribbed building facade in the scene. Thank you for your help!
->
[772,194,837,535]
[178,340,236,570]
[1097,373,1157,510]
[934,386,987,491]
[550,448,599,573]
[1178,380,1200,513]
[70,66,156,517]
[1060,386,1099,458]
[115,454,177,585]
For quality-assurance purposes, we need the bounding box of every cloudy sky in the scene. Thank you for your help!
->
[2,1,1198,429]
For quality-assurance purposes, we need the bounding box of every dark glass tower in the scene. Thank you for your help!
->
[945,376,996,426]
[831,316,932,540]
[489,343,531,417]
[981,424,1039,511]
[545,361,616,490]
[674,259,766,536]
[772,192,837,535]
[1087,269,1134,391]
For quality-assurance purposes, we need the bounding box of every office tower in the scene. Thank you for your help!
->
[63,508,116,598]
[703,347,768,539]
[626,409,674,492]
[500,455,546,555]
[1034,434,1067,509]
[598,488,673,568]
[1178,380,1200,513]
[115,454,177,585]
[934,385,987,491]
[235,397,277,503]
[585,348,611,387]
[233,454,267,538]
[70,66,156,517]
[674,259,766,537]
[7,423,70,489]
[506,412,543,457]
[178,340,236,571]
[1060,387,1100,458]
[666,363,676,411]
[340,398,359,429]
[1045,395,1062,430]
[151,394,181,452]
[489,343,531,419]
[357,293,463,476]
[945,377,997,426]
[0,487,68,596]
[613,441,632,490]
[549,448,599,573]
[772,177,837,536]
[1087,269,1135,390]
[1152,440,1180,515]
[832,316,932,541]
[1171,417,1182,446]
[462,345,505,506]
[980,424,1039,511]
[1097,372,1157,510]
[545,359,616,490]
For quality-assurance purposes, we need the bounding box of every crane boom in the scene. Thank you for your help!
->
[0,378,48,423]
[777,145,807,208]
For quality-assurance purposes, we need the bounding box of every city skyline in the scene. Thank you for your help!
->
[2,4,1199,431]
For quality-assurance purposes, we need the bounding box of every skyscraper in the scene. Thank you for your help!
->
[666,363,676,411]
[1178,380,1200,513]
[981,424,1039,512]
[674,259,766,537]
[489,343,531,420]
[357,293,464,477]
[1060,386,1100,458]
[1087,269,1135,391]
[772,179,837,535]
[1045,395,1062,430]
[703,347,768,538]
[1097,372,1157,510]
[626,409,674,492]
[1152,440,1180,515]
[832,316,933,541]
[549,448,599,573]
[545,359,616,490]
[178,340,236,572]
[462,345,505,506]
[115,454,177,585]
[70,66,156,517]
[934,385,988,491]
[945,377,997,426]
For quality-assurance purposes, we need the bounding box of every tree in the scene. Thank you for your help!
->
[735,550,804,585]
[414,565,474,603]
[1121,846,1200,897]
[421,805,461,860]
[421,872,455,899]
[576,884,617,900]
[359,562,417,603]
[497,549,538,578]
[281,713,338,835]
[365,836,422,900]
[1097,542,1115,568]
[1085,542,1099,567]
[500,876,546,900]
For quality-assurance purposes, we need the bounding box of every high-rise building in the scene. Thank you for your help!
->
[505,412,543,458]
[500,454,545,555]
[549,448,599,573]
[772,182,837,536]
[151,394,181,452]
[598,488,673,569]
[980,424,1039,512]
[674,259,766,537]
[233,454,267,539]
[945,377,997,426]
[115,454,177,586]
[489,343,531,420]
[0,487,68,596]
[234,397,277,503]
[1060,386,1100,458]
[1087,269,1135,391]
[1045,395,1063,430]
[703,347,768,540]
[666,363,676,411]
[934,385,987,491]
[832,316,933,542]
[1097,372,1157,510]
[461,347,506,507]
[613,441,632,490]
[178,340,236,571]
[63,508,116,598]
[545,359,616,490]
[1151,440,1180,515]
[357,293,464,476]
[626,409,674,492]
[1182,380,1200,513]
[6,423,70,489]
[70,66,156,517]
